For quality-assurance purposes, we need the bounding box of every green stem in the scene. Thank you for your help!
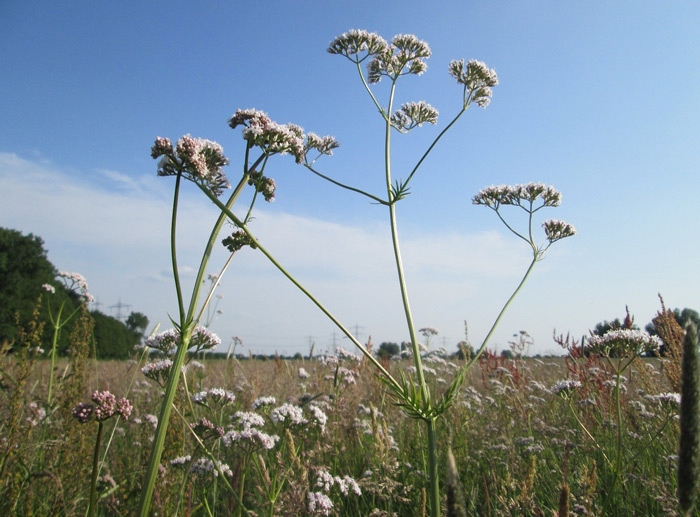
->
[88,421,104,517]
[426,418,440,517]
[46,302,63,407]
[466,254,539,369]
[138,329,193,517]
[199,187,401,393]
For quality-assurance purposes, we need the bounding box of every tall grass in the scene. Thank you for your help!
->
[0,297,694,515]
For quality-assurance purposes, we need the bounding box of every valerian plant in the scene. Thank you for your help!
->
[141,29,576,516]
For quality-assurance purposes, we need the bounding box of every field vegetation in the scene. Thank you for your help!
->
[0,298,694,516]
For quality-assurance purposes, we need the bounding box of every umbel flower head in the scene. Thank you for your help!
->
[449,59,499,108]
[327,29,389,60]
[57,270,94,304]
[542,219,577,243]
[71,390,133,423]
[391,101,439,131]
[151,135,230,196]
[228,108,306,163]
[145,326,221,356]
[367,33,431,83]
[472,183,562,209]
[586,329,663,357]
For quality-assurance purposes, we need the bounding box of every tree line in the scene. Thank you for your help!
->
[0,227,148,359]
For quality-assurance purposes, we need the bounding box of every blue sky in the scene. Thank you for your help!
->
[2,1,699,356]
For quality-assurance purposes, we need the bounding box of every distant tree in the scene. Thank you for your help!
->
[377,342,400,359]
[125,311,149,345]
[91,311,142,359]
[592,316,639,336]
[500,349,514,360]
[0,227,58,343]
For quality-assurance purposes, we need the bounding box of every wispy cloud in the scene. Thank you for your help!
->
[0,152,574,354]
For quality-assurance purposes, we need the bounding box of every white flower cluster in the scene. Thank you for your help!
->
[192,387,236,407]
[586,329,663,357]
[141,359,184,385]
[145,326,221,356]
[473,183,562,208]
[232,411,266,429]
[190,458,233,478]
[327,29,389,59]
[251,396,276,410]
[315,469,362,496]
[270,403,308,426]
[551,379,582,396]
[367,34,431,83]
[57,270,94,303]
[391,101,438,131]
[448,59,499,108]
[542,219,578,243]
[222,427,279,450]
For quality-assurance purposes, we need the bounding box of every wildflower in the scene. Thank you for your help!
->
[193,387,236,407]
[153,135,230,196]
[143,414,158,429]
[190,458,233,478]
[543,219,577,243]
[190,417,224,440]
[41,284,55,294]
[150,136,173,158]
[57,270,94,303]
[271,403,308,426]
[551,379,582,397]
[223,428,280,450]
[72,402,93,423]
[169,455,192,467]
[298,367,310,379]
[647,392,681,408]
[145,326,221,356]
[335,346,362,362]
[367,33,431,83]
[252,396,277,410]
[391,101,439,131]
[305,133,340,165]
[419,327,439,338]
[115,397,133,420]
[307,491,334,515]
[472,183,562,209]
[448,59,499,107]
[141,359,182,385]
[308,405,328,433]
[232,411,266,429]
[228,108,306,163]
[327,29,388,60]
[586,329,663,357]
[336,366,357,385]
[247,170,277,202]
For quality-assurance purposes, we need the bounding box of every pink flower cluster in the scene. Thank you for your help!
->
[151,135,230,197]
[229,109,306,164]
[71,390,132,423]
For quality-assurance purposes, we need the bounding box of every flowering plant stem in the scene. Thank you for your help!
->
[138,167,250,516]
[46,301,80,406]
[87,421,104,517]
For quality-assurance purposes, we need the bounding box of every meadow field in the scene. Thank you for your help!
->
[0,325,688,516]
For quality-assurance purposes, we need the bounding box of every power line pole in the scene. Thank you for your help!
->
[109,299,132,321]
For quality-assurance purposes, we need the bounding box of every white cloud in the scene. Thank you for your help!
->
[0,152,580,355]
